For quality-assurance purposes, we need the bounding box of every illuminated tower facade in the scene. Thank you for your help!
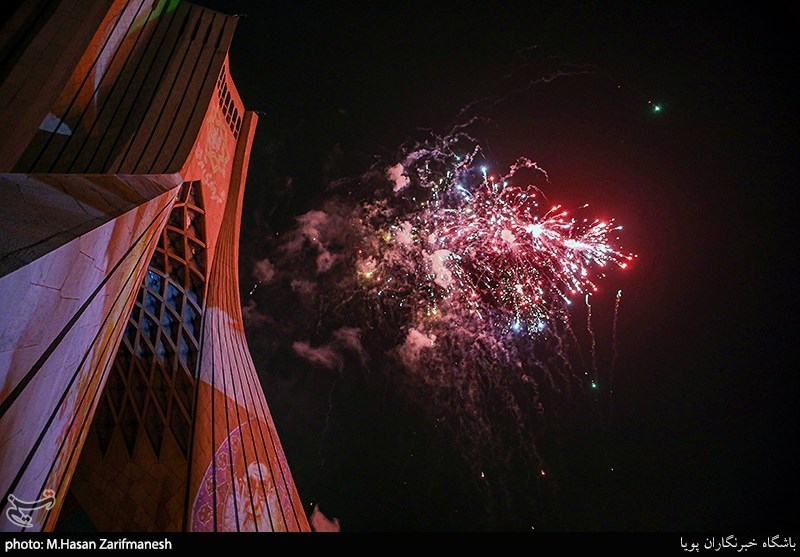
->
[0,0,309,532]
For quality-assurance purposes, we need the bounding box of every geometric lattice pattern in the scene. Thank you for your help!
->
[94,181,206,459]
[217,63,243,140]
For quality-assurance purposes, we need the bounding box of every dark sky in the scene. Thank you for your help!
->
[196,1,797,531]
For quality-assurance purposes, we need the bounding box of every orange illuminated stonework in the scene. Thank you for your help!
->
[0,0,309,532]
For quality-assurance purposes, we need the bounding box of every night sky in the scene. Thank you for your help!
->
[196,1,797,531]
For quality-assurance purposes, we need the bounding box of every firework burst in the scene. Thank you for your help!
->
[251,132,635,525]
[354,139,634,338]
